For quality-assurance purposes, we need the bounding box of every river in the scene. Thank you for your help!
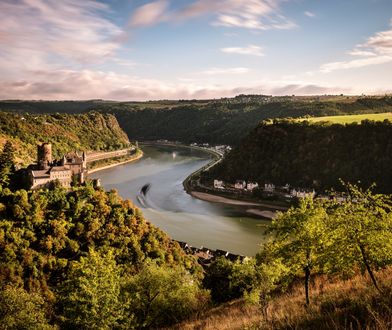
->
[90,144,270,256]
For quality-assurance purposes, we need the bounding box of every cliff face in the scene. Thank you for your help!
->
[0,112,130,165]
[208,120,392,193]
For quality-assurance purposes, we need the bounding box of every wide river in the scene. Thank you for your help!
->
[90,144,270,256]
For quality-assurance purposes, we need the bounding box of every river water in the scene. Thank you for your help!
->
[90,144,269,256]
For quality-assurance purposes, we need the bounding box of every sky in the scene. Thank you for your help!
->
[1,0,392,101]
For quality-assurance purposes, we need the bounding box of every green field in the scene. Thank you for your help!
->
[303,112,392,124]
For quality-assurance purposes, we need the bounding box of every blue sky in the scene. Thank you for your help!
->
[1,0,392,100]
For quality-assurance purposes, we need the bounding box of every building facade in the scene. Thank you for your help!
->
[29,143,87,189]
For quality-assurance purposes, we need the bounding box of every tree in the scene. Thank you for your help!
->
[59,248,123,330]
[0,141,15,187]
[326,184,392,291]
[202,257,236,303]
[122,261,207,329]
[0,286,54,330]
[265,197,328,305]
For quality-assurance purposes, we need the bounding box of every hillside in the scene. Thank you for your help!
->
[300,112,392,124]
[96,95,392,145]
[0,112,130,165]
[207,119,392,193]
[172,267,392,330]
[2,96,392,146]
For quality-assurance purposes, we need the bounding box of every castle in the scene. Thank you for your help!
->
[29,143,87,189]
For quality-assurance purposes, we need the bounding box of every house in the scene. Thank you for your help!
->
[214,179,224,189]
[29,143,87,190]
[234,180,246,190]
[290,189,316,199]
[246,182,259,191]
[264,183,275,192]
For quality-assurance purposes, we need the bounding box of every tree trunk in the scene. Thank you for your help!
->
[359,244,381,292]
[304,265,310,306]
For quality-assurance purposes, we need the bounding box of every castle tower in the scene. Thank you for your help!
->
[37,143,52,170]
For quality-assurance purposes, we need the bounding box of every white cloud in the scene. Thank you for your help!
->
[0,0,123,75]
[320,18,392,73]
[0,68,354,101]
[347,49,377,57]
[129,0,169,27]
[221,45,264,56]
[200,67,250,75]
[304,11,315,18]
[320,56,392,73]
[130,0,296,31]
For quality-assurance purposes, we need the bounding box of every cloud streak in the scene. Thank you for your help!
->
[129,0,296,31]
[221,45,265,56]
[200,67,250,75]
[0,0,123,74]
[320,18,392,73]
[304,11,315,18]
[0,69,356,101]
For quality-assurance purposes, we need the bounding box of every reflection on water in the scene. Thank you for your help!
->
[90,144,270,256]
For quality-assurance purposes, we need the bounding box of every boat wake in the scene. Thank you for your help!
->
[137,183,151,208]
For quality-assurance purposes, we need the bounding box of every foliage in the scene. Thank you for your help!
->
[324,183,392,291]
[97,95,392,146]
[0,182,202,326]
[122,261,208,329]
[257,185,392,305]
[203,257,261,304]
[0,141,15,187]
[210,120,392,193]
[0,285,55,330]
[60,248,123,330]
[0,111,130,165]
[262,198,329,305]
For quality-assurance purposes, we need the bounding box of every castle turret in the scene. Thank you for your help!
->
[82,151,87,168]
[37,143,52,170]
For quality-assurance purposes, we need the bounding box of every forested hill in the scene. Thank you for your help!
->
[208,119,392,193]
[1,95,392,146]
[95,95,392,145]
[0,112,130,165]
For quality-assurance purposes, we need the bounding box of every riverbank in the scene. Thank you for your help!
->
[87,151,143,174]
[190,191,287,219]
[179,143,289,219]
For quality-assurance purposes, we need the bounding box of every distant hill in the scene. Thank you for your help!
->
[2,95,392,146]
[207,119,392,193]
[94,95,392,145]
[0,112,130,165]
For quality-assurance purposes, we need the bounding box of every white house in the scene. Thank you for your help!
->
[214,179,224,189]
[247,182,259,191]
[264,183,275,192]
[235,180,246,190]
[290,189,316,199]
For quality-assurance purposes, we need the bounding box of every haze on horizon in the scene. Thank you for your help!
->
[1,0,392,101]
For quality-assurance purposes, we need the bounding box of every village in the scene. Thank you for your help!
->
[213,179,316,200]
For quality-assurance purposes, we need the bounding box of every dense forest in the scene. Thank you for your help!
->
[0,112,130,165]
[1,95,392,146]
[207,119,392,193]
[95,95,392,145]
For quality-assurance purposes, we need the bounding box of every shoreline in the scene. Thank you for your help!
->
[189,191,288,219]
[87,152,143,174]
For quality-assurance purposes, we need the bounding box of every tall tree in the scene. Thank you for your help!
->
[0,141,15,187]
[123,261,206,329]
[326,184,392,291]
[265,197,328,305]
[60,248,123,330]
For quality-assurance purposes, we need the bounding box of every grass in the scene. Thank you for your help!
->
[168,267,392,330]
[302,112,392,124]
